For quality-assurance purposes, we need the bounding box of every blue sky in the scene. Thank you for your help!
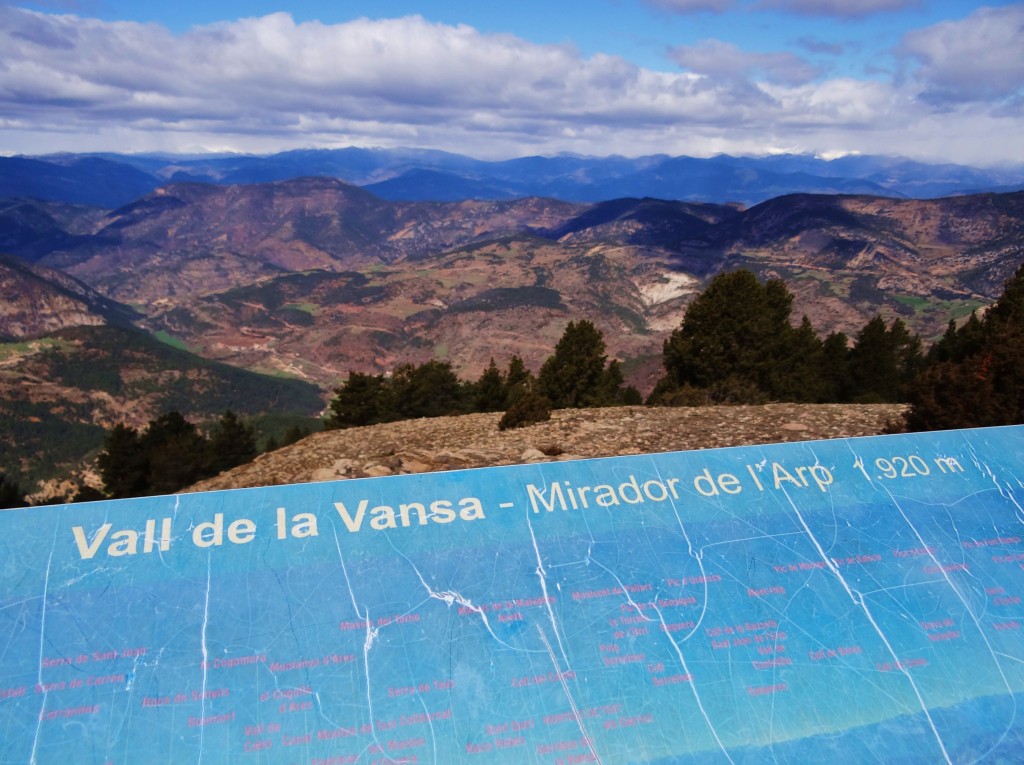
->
[2,0,1022,164]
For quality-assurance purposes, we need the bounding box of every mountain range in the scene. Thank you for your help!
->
[2,160,1024,494]
[4,148,1023,209]
[5,178,1023,385]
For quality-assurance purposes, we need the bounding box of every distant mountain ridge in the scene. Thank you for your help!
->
[3,148,1022,208]
[2,179,1020,393]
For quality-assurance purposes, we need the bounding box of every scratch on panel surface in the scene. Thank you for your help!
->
[331,528,395,762]
[28,533,56,765]
[970,444,1024,525]
[536,624,604,765]
[650,604,736,764]
[782,487,953,765]
[657,462,712,642]
[883,485,1018,762]
[406,560,523,652]
[197,555,211,762]
[527,512,572,670]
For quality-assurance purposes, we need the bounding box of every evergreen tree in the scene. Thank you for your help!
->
[97,424,149,499]
[282,425,311,446]
[986,263,1024,327]
[595,359,626,405]
[504,355,533,405]
[927,313,986,364]
[772,316,828,403]
[325,371,387,429]
[847,316,922,403]
[498,390,552,430]
[140,412,212,495]
[474,358,507,412]
[208,410,258,475]
[389,361,466,419]
[620,385,644,405]
[0,473,25,509]
[847,316,897,402]
[661,269,800,402]
[906,265,1024,430]
[538,320,623,407]
[820,331,851,402]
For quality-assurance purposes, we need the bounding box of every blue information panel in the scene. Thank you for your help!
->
[3,426,1024,764]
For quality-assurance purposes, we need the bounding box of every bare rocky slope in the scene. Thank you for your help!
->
[187,403,907,493]
[8,184,1022,390]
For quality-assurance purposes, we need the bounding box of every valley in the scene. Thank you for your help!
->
[1,170,1023,493]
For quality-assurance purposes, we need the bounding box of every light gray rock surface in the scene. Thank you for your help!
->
[188,404,907,493]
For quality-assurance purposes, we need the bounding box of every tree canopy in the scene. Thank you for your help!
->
[537,320,633,408]
[659,270,824,403]
[97,410,262,499]
[905,264,1024,430]
[654,269,924,406]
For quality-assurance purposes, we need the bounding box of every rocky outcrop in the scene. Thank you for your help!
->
[0,254,134,340]
[187,403,907,493]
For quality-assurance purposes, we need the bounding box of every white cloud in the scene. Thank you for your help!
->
[0,7,1020,165]
[900,4,1024,104]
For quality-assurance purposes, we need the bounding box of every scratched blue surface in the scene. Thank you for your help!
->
[2,426,1024,764]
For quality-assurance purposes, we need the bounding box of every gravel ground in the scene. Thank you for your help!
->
[187,403,908,492]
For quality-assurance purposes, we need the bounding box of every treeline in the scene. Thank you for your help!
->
[96,411,257,499]
[650,265,1024,432]
[94,411,310,501]
[649,269,923,406]
[906,264,1024,430]
[324,320,641,431]
[326,265,1024,432]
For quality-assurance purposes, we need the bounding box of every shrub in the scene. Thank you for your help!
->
[498,391,552,430]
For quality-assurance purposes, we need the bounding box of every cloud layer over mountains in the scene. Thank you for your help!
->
[0,4,1021,163]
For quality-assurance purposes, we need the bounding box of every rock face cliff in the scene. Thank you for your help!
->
[0,253,135,340]
[187,403,907,493]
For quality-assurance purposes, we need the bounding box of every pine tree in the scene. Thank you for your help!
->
[987,263,1024,328]
[389,361,466,419]
[504,355,533,405]
[848,316,896,402]
[661,269,800,402]
[820,331,851,402]
[0,473,25,509]
[208,410,258,475]
[538,320,622,408]
[97,424,149,499]
[847,316,922,403]
[474,358,507,412]
[906,264,1024,430]
[927,314,985,363]
[595,359,626,405]
[772,316,828,403]
[325,371,387,429]
[498,390,552,430]
[282,425,311,446]
[140,412,212,495]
